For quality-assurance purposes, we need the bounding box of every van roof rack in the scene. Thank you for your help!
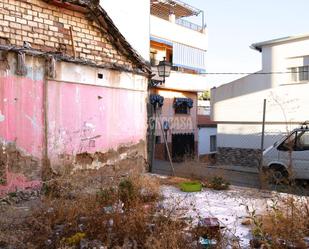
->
[300,121,309,129]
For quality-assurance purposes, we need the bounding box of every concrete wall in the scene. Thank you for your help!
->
[100,0,150,61]
[0,52,148,195]
[150,15,208,51]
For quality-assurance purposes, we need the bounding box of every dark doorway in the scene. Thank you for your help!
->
[172,133,195,162]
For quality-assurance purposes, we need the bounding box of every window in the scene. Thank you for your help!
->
[174,98,193,115]
[295,131,309,151]
[210,135,217,152]
[299,66,309,81]
[175,103,189,114]
[290,66,309,82]
[278,130,309,151]
[279,132,296,151]
[291,67,298,82]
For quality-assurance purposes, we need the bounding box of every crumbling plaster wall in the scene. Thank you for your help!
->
[0,52,148,195]
[0,52,44,195]
[47,61,148,173]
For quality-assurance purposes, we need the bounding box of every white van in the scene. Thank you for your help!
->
[263,125,309,181]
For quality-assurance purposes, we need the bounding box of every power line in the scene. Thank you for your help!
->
[200,71,309,75]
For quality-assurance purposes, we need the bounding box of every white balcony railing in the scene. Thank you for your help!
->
[150,15,208,51]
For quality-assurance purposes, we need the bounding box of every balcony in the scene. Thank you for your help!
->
[151,66,207,92]
[175,18,203,32]
[150,15,207,51]
[150,0,207,51]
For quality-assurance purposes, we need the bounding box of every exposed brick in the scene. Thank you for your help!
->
[33,16,43,23]
[16,18,27,24]
[0,20,9,26]
[28,20,38,27]
[45,41,54,47]
[38,12,48,19]
[0,0,133,69]
[9,22,21,29]
[22,14,33,20]
[44,19,53,25]
[4,15,15,22]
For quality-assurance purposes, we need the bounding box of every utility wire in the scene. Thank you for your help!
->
[200,71,309,75]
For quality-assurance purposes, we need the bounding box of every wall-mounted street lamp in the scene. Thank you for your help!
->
[151,57,172,87]
[157,57,172,83]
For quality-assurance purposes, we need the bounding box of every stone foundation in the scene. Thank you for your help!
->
[216,147,261,168]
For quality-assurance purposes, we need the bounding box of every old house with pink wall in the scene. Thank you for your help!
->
[0,0,151,195]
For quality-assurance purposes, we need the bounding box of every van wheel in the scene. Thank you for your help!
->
[269,165,289,184]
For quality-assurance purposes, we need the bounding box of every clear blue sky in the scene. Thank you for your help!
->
[186,0,309,87]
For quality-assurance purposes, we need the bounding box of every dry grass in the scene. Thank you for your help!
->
[0,173,200,249]
[249,196,309,249]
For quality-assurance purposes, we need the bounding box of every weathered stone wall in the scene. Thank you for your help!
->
[216,147,261,168]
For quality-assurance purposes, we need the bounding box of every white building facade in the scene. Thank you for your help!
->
[149,0,209,161]
[211,34,309,167]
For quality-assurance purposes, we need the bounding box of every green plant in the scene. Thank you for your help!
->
[206,176,230,190]
[96,187,117,205]
[0,177,6,185]
[118,178,137,206]
[64,232,86,245]
[8,191,17,198]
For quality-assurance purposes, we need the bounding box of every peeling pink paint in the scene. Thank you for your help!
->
[0,74,147,193]
[0,76,44,158]
[0,170,42,196]
[47,81,147,162]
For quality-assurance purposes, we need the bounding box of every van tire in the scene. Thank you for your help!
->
[269,164,289,184]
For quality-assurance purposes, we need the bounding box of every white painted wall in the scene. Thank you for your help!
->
[152,67,208,92]
[212,35,309,150]
[198,127,217,155]
[198,100,210,115]
[100,0,150,61]
[55,62,148,92]
[150,15,208,51]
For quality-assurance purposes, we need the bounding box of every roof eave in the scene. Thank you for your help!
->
[44,0,151,75]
